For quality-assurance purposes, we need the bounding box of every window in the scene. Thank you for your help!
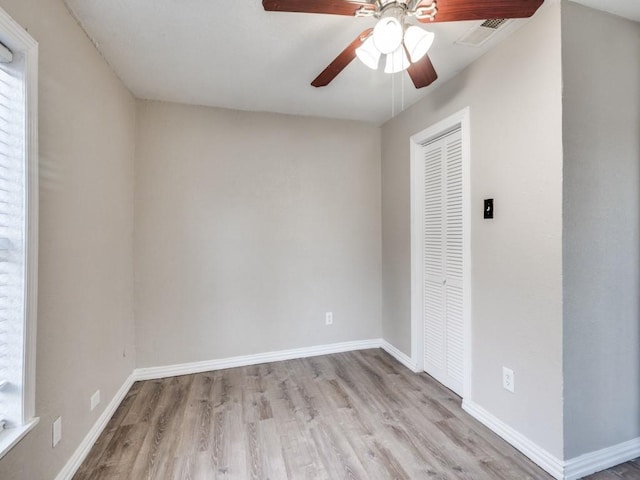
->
[0,6,38,459]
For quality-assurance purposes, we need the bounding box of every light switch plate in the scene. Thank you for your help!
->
[484,199,494,219]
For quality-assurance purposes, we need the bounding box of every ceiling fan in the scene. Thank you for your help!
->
[262,0,544,88]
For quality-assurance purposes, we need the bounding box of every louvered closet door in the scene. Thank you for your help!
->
[422,128,464,396]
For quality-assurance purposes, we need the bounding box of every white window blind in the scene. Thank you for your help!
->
[0,41,24,434]
[0,6,38,460]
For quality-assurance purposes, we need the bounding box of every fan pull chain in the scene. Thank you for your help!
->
[391,70,395,118]
[390,70,406,119]
[401,70,405,112]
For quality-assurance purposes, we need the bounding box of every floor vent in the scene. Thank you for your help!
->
[455,18,510,47]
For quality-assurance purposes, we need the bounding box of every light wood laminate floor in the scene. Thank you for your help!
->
[73,349,638,479]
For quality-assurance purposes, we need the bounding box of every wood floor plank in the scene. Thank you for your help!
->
[74,382,144,477]
[587,471,623,480]
[335,408,412,480]
[73,349,638,480]
[276,418,321,479]
[604,459,640,479]
[129,376,193,480]
[309,417,369,480]
[120,380,165,426]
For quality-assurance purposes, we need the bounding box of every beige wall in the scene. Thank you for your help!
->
[381,3,564,458]
[9,0,633,476]
[134,101,382,367]
[562,1,640,459]
[0,0,136,479]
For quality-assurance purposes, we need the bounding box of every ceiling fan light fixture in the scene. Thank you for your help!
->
[356,35,381,70]
[404,26,435,63]
[264,0,546,89]
[384,46,410,74]
[372,16,404,55]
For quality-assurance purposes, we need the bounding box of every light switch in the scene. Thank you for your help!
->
[484,199,494,219]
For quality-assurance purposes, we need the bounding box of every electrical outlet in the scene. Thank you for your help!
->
[91,390,101,411]
[502,367,515,393]
[52,416,62,447]
[325,312,333,325]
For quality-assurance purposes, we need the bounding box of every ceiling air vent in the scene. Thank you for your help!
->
[455,18,510,47]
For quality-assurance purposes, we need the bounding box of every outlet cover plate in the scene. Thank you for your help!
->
[91,390,101,411]
[52,416,62,447]
[325,312,333,325]
[502,367,515,393]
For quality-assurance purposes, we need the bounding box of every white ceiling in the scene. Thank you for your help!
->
[63,0,638,124]
[571,0,640,23]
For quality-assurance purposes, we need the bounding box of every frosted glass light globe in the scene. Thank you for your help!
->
[404,26,435,63]
[356,36,381,70]
[384,46,410,74]
[373,17,403,55]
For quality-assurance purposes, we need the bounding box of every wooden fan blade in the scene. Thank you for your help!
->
[417,0,544,23]
[311,28,373,88]
[407,53,438,88]
[262,0,376,16]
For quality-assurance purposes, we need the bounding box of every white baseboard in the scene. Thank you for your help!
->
[564,437,640,480]
[133,338,383,381]
[63,340,640,480]
[463,400,640,480]
[55,338,387,480]
[462,399,564,480]
[54,373,135,480]
[380,340,418,372]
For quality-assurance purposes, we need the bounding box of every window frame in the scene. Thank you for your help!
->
[0,5,39,460]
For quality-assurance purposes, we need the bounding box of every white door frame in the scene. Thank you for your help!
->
[409,107,472,400]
